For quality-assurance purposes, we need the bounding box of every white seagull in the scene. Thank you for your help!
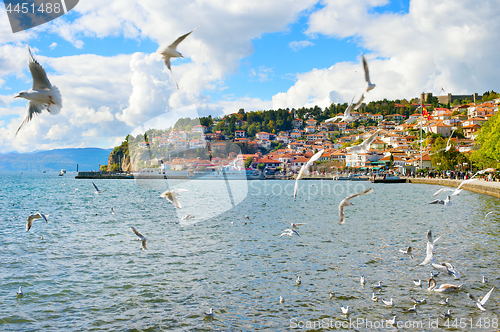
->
[338,188,374,224]
[443,309,452,319]
[280,228,300,238]
[432,187,463,197]
[340,306,349,314]
[467,287,495,311]
[293,149,324,199]
[160,26,198,89]
[399,246,413,258]
[346,129,380,154]
[325,94,364,124]
[410,297,426,304]
[419,230,441,266]
[428,195,452,206]
[482,276,488,284]
[362,55,376,92]
[130,227,147,250]
[15,46,62,135]
[160,190,183,209]
[404,304,417,312]
[439,298,449,305]
[280,296,285,304]
[26,212,48,232]
[431,261,461,279]
[181,214,195,220]
[296,276,301,285]
[371,293,378,302]
[203,308,214,318]
[386,316,397,326]
[413,280,422,287]
[16,286,23,297]
[360,275,366,285]
[92,182,108,194]
[372,281,383,289]
[283,220,306,230]
[430,130,455,155]
[382,298,394,306]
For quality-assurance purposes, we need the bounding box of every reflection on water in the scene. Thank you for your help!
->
[0,172,498,331]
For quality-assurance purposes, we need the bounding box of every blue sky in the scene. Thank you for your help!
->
[0,0,498,153]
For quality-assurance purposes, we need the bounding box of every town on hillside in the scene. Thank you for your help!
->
[105,91,500,179]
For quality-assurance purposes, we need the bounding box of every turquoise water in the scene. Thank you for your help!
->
[1,172,499,331]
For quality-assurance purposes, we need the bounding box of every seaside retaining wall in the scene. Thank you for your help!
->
[409,178,500,199]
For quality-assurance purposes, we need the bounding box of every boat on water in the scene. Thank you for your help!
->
[371,174,407,183]
[166,168,266,180]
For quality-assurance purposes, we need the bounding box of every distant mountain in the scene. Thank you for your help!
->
[0,148,112,172]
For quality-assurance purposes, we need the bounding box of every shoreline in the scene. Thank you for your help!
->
[407,177,500,199]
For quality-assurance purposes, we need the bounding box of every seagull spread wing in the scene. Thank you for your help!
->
[479,287,495,306]
[167,26,199,50]
[428,199,444,204]
[346,188,374,200]
[130,226,146,240]
[294,165,307,199]
[28,46,52,91]
[343,95,356,118]
[92,182,100,193]
[325,116,341,123]
[353,93,365,111]
[306,149,325,167]
[16,101,45,135]
[161,190,182,208]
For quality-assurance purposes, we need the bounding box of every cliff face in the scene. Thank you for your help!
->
[107,141,132,172]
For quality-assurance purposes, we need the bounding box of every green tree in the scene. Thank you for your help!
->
[471,112,500,168]
[244,157,253,168]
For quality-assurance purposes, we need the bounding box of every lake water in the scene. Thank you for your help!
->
[1,172,499,331]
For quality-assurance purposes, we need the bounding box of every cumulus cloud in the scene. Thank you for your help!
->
[273,0,500,108]
[289,40,315,51]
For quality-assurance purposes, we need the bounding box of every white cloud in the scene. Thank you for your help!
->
[289,40,315,51]
[49,42,57,49]
[272,0,500,109]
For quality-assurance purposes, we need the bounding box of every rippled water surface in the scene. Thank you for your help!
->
[1,172,499,331]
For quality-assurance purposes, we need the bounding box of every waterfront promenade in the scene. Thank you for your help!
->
[407,177,500,199]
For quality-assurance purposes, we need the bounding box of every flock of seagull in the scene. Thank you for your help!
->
[14,32,498,324]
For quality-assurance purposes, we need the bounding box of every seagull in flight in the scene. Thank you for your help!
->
[283,220,306,230]
[363,55,376,92]
[467,287,495,311]
[130,227,147,250]
[160,26,199,89]
[338,188,374,224]
[419,230,441,266]
[15,46,62,135]
[280,228,300,238]
[340,306,349,314]
[293,149,324,199]
[430,130,456,155]
[431,261,461,279]
[410,297,426,304]
[483,211,495,222]
[432,187,462,197]
[325,94,364,124]
[160,189,185,208]
[346,129,380,154]
[399,246,413,258]
[26,212,48,232]
[92,182,108,194]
